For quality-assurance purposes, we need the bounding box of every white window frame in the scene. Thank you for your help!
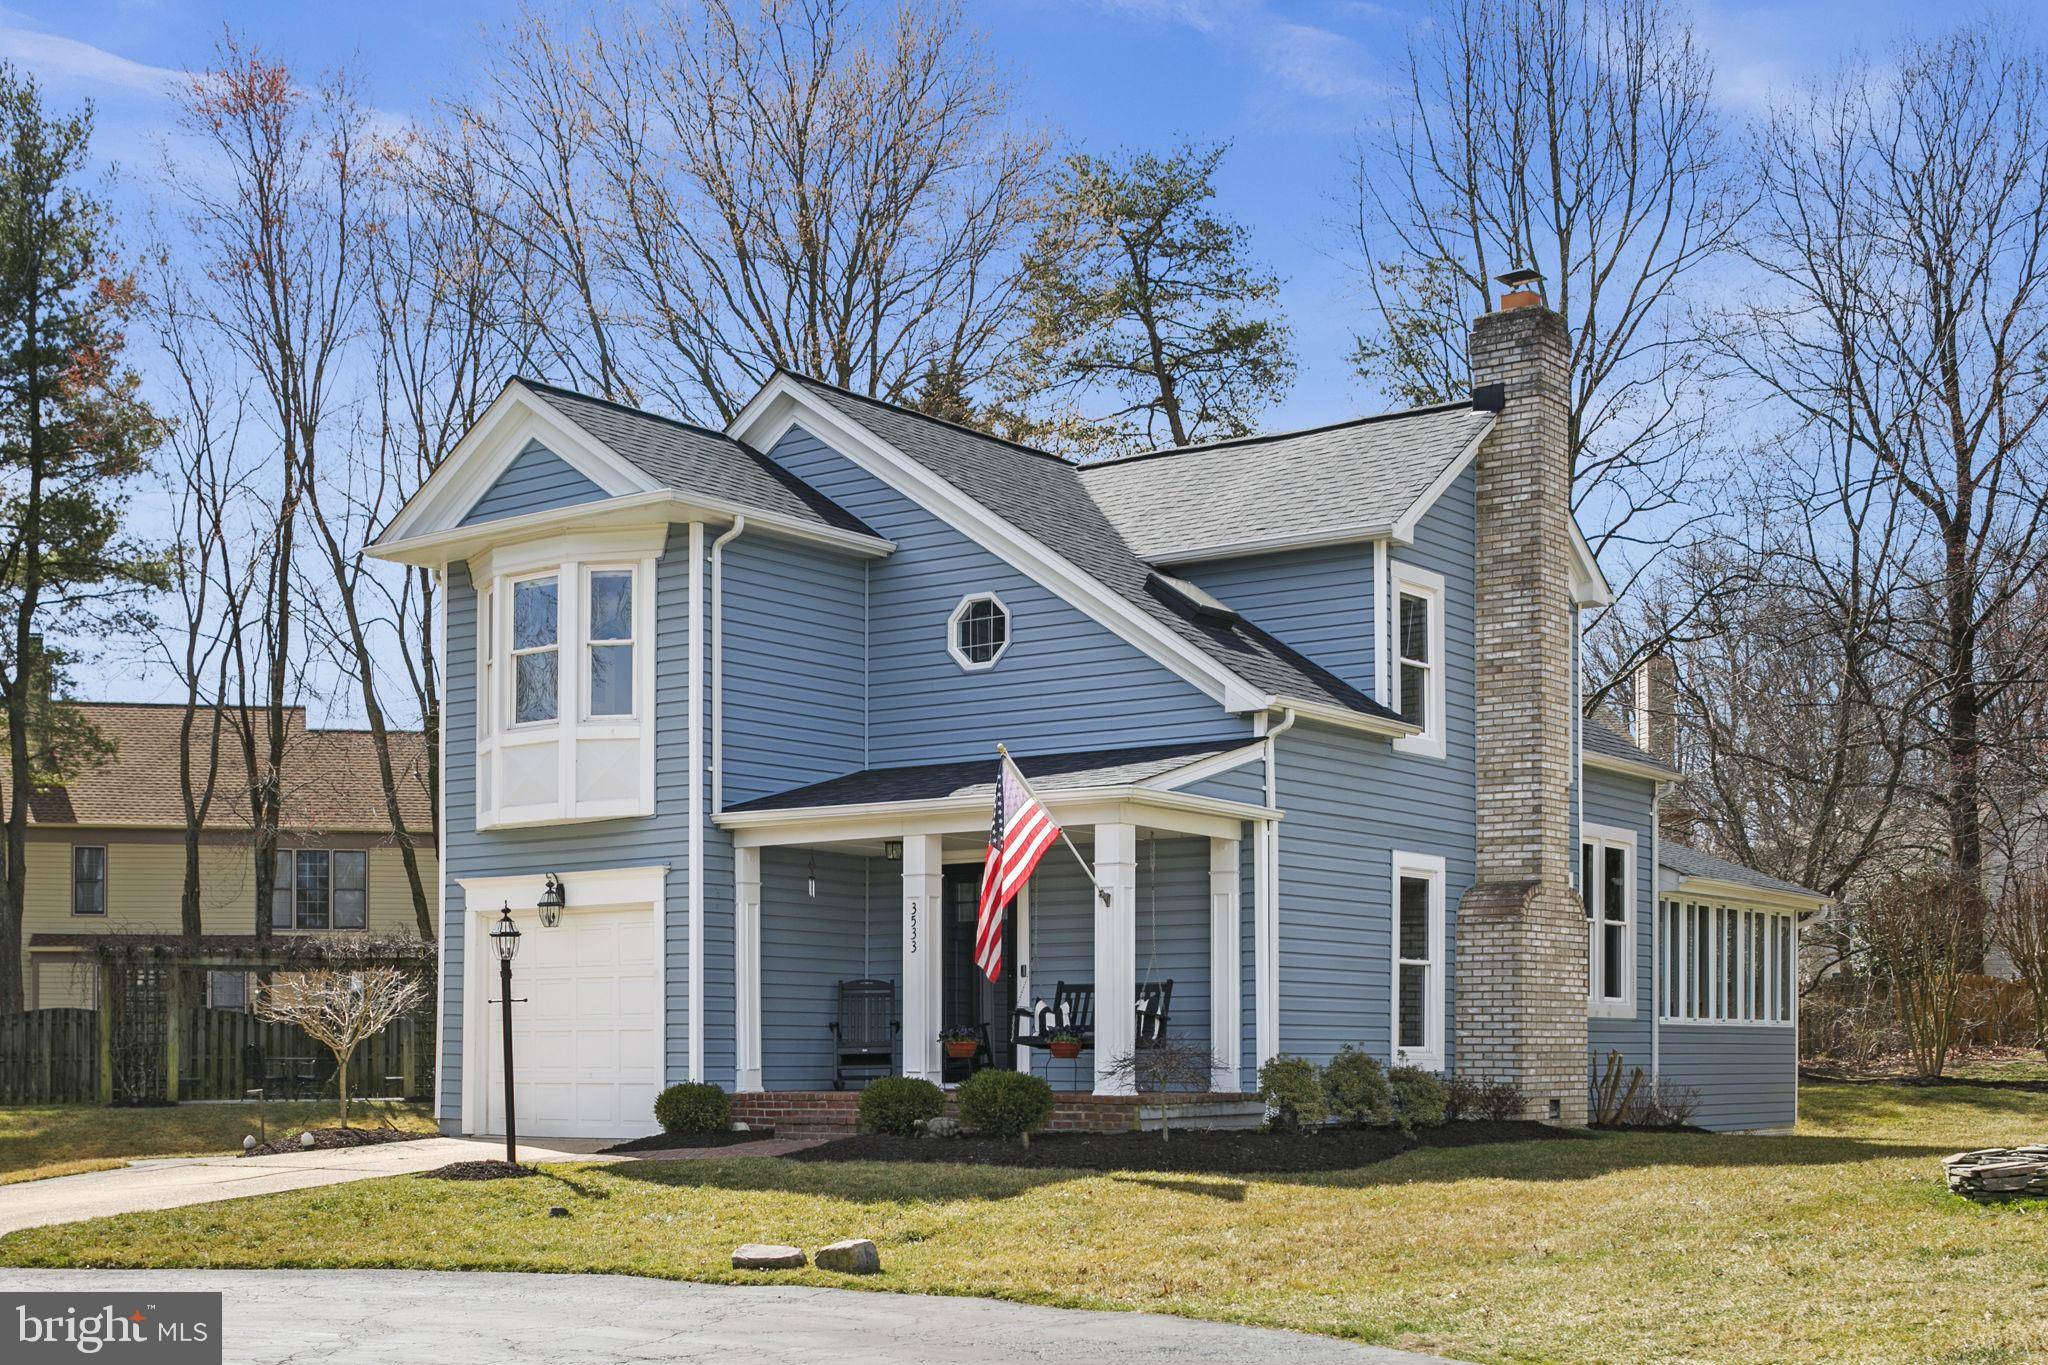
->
[1581,821,1637,1019]
[1390,850,1446,1069]
[580,564,640,721]
[507,570,563,729]
[946,591,1012,672]
[473,527,663,829]
[1659,895,1799,1027]
[1388,562,1446,759]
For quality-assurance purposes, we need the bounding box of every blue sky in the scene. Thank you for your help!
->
[0,0,1950,432]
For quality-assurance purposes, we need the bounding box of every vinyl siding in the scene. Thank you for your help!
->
[1181,544,1374,696]
[761,427,1249,765]
[1660,1024,1798,1130]
[442,526,695,1123]
[758,847,871,1090]
[1583,766,1657,1078]
[460,440,607,525]
[1269,467,1477,1070]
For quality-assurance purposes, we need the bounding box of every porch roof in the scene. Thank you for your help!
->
[716,740,1272,846]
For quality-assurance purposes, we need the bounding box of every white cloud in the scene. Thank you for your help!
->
[0,25,185,98]
[1081,0,1386,107]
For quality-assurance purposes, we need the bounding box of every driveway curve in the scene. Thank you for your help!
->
[0,1268,1453,1363]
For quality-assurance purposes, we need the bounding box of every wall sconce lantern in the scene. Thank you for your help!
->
[883,841,903,861]
[537,873,566,928]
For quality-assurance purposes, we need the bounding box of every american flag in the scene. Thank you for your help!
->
[975,755,1061,982]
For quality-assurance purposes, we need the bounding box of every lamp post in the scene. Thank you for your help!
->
[489,906,522,1164]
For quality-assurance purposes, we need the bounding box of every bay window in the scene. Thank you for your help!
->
[472,528,663,828]
[1580,823,1636,1017]
[1391,850,1446,1068]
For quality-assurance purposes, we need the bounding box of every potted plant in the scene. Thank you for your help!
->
[1046,1029,1086,1060]
[939,1025,980,1060]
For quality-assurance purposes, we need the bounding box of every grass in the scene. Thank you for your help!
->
[1,1077,2044,1363]
[0,1101,436,1185]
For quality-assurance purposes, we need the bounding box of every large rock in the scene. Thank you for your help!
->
[814,1238,881,1275]
[1943,1147,2048,1200]
[915,1116,962,1139]
[731,1243,806,1270]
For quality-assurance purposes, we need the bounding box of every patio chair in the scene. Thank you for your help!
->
[830,979,898,1090]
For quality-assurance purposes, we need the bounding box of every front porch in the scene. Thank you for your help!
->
[720,747,1278,1102]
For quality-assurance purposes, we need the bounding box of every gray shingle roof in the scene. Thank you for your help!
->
[783,375,1401,723]
[1583,716,1680,777]
[722,741,1247,814]
[1660,841,1828,903]
[521,379,876,538]
[1076,405,1495,561]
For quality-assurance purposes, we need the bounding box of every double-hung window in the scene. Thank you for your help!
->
[1391,851,1446,1068]
[271,850,368,930]
[472,528,663,828]
[71,846,106,917]
[1581,823,1636,1017]
[1388,563,1446,759]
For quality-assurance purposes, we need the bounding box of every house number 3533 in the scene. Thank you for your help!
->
[908,900,919,953]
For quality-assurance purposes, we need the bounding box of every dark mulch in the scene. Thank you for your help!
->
[600,1129,777,1154]
[418,1160,541,1181]
[240,1127,431,1158]
[784,1120,1590,1175]
[1589,1121,1709,1134]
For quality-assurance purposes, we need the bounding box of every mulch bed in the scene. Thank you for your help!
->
[418,1160,541,1181]
[784,1120,1589,1175]
[600,1130,778,1153]
[240,1127,431,1158]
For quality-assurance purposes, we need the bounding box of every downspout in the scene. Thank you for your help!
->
[1651,784,1661,1085]
[710,516,747,813]
[687,521,705,1082]
[1256,707,1297,1073]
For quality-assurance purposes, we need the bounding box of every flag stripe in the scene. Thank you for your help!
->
[974,755,1065,985]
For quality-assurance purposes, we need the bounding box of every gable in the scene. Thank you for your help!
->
[761,426,1251,766]
[459,440,610,526]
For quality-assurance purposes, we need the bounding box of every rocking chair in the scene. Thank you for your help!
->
[830,978,898,1090]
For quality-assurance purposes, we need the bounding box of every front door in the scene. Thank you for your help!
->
[942,864,1016,1079]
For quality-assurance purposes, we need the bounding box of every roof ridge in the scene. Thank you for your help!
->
[1079,399,1486,469]
[776,368,1077,466]
[515,376,738,446]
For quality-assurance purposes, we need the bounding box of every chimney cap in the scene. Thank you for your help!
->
[1495,266,1544,290]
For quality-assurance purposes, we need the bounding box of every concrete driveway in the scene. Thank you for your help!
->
[0,1137,619,1236]
[0,1269,1452,1363]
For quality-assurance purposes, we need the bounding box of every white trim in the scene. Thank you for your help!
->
[1659,870,1832,915]
[454,865,669,1137]
[945,591,1012,672]
[1388,562,1447,760]
[1253,709,1294,1070]
[718,785,1278,847]
[435,585,449,1128]
[710,516,748,812]
[1209,835,1242,1091]
[1093,822,1139,1095]
[1570,521,1613,608]
[1014,882,1033,1076]
[1658,890,1801,1028]
[1372,539,1389,706]
[1650,799,1661,1083]
[1582,820,1638,1020]
[729,380,1268,712]
[1390,424,1489,544]
[1390,850,1446,1070]
[1268,696,1416,739]
[901,834,943,1082]
[733,845,762,1092]
[687,521,706,1083]
[1584,748,1679,783]
[1142,742,1267,792]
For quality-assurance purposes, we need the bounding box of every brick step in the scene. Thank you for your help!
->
[730,1089,1262,1137]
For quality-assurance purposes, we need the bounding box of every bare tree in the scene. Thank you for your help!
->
[168,37,366,936]
[454,0,1047,423]
[1725,22,2048,963]
[1861,872,1977,1078]
[1098,1037,1218,1141]
[1994,872,2048,1056]
[254,944,426,1127]
[1349,0,1744,648]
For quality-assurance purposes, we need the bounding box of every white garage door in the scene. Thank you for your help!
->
[482,906,662,1140]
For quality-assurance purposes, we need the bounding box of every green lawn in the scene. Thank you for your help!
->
[2,1076,2044,1363]
[0,1101,436,1185]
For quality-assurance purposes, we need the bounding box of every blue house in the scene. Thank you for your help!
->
[371,290,1826,1141]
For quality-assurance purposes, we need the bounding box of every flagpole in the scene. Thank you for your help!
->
[998,743,1112,906]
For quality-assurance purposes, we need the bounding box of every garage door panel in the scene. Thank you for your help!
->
[482,905,663,1140]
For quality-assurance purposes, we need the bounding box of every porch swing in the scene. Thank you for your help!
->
[1011,834,1174,1056]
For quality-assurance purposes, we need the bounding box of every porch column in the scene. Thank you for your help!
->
[1254,818,1278,1070]
[1209,836,1242,1092]
[1093,822,1138,1095]
[733,846,763,1092]
[901,834,944,1083]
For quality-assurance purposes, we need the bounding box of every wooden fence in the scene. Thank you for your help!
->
[0,1009,99,1103]
[0,1004,426,1105]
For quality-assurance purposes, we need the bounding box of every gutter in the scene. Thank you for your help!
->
[710,516,747,812]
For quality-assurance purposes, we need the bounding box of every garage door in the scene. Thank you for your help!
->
[483,906,662,1140]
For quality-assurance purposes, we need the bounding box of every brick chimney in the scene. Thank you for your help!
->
[1633,650,1694,843]
[1454,271,1588,1124]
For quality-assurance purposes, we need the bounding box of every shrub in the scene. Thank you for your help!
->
[653,1082,731,1135]
[1443,1074,1524,1122]
[1320,1046,1395,1127]
[1624,1077,1702,1127]
[1257,1055,1328,1132]
[955,1069,1054,1143]
[857,1076,946,1136]
[1387,1066,1448,1129]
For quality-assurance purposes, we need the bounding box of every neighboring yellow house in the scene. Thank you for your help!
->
[18,703,437,1008]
